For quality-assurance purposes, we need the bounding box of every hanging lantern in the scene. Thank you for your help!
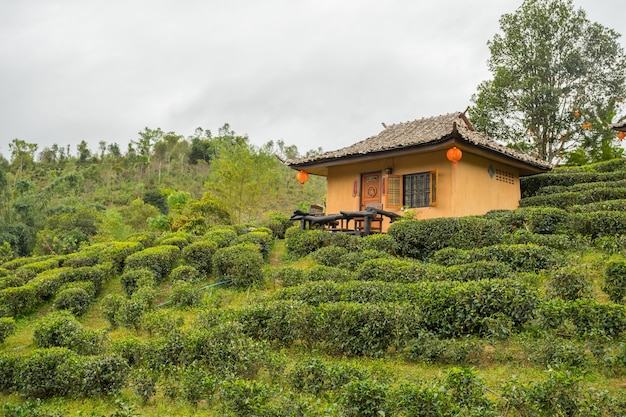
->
[582,122,592,130]
[574,110,581,118]
[296,171,309,190]
[618,131,626,141]
[446,147,463,167]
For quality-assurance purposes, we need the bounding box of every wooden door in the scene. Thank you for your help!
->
[360,172,382,210]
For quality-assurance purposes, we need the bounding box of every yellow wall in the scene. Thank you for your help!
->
[325,149,521,231]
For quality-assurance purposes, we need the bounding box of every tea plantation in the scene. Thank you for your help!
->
[3,159,626,416]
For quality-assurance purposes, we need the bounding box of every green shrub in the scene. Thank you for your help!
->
[360,233,395,252]
[388,217,503,260]
[235,231,273,260]
[181,322,270,378]
[110,336,146,367]
[212,243,265,288]
[288,358,370,395]
[220,378,273,417]
[56,265,109,294]
[27,268,68,300]
[117,287,157,331]
[0,317,16,344]
[262,211,294,239]
[302,265,352,283]
[33,310,104,355]
[127,231,157,247]
[96,241,144,273]
[521,187,626,209]
[157,231,193,248]
[527,336,591,369]
[132,368,157,405]
[603,258,626,303]
[442,261,513,281]
[204,226,238,248]
[568,211,626,238]
[339,378,389,417]
[101,294,125,328]
[392,382,455,417]
[237,300,311,346]
[310,245,349,267]
[180,240,218,275]
[0,284,38,317]
[265,266,304,287]
[328,232,362,251]
[404,333,482,365]
[488,207,568,234]
[170,280,202,309]
[549,266,592,301]
[503,229,582,251]
[79,354,128,397]
[0,352,18,392]
[444,367,496,413]
[0,274,29,290]
[16,347,81,398]
[284,227,330,257]
[169,265,202,283]
[120,268,156,297]
[432,243,556,272]
[124,245,180,282]
[570,199,626,213]
[354,257,429,283]
[142,310,184,337]
[521,169,626,198]
[53,282,95,315]
[17,258,61,274]
[536,298,626,340]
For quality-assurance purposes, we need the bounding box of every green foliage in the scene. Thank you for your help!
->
[603,258,626,303]
[469,0,626,162]
[568,211,626,238]
[303,265,352,283]
[265,266,304,287]
[16,347,80,398]
[53,281,95,315]
[234,230,273,260]
[169,265,202,283]
[284,227,330,257]
[132,368,157,405]
[487,207,568,234]
[444,367,496,413]
[309,245,349,267]
[33,310,104,354]
[392,382,456,417]
[220,378,273,417]
[141,310,184,337]
[180,239,218,275]
[170,280,201,308]
[521,170,626,198]
[405,332,482,365]
[124,244,180,282]
[120,268,156,297]
[549,266,592,301]
[360,233,395,252]
[288,358,369,396]
[261,211,293,239]
[204,225,238,248]
[339,378,389,417]
[0,317,16,344]
[0,284,38,317]
[388,217,503,260]
[212,243,265,288]
[521,188,626,209]
[432,243,556,272]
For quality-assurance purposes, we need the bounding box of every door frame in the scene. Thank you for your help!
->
[360,171,382,210]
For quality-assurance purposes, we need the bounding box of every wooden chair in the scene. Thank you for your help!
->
[365,203,384,233]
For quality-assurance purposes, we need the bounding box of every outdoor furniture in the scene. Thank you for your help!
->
[290,206,401,235]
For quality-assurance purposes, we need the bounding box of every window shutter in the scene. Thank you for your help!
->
[430,170,438,207]
[386,175,402,209]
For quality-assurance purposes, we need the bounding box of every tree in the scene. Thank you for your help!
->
[469,0,626,162]
[9,139,38,175]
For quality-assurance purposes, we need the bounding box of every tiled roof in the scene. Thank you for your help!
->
[286,112,552,171]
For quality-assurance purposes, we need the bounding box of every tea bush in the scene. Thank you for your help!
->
[234,231,273,260]
[302,265,352,283]
[339,378,389,417]
[549,266,592,301]
[79,354,128,397]
[0,351,18,392]
[337,249,391,271]
[220,378,273,417]
[204,226,238,248]
[309,246,349,267]
[180,240,218,275]
[603,258,626,303]
[141,309,184,337]
[354,257,430,283]
[288,357,370,395]
[284,227,329,257]
[389,217,503,260]
[97,241,144,273]
[0,284,38,317]
[568,211,626,238]
[432,243,556,272]
[237,300,311,346]
[0,317,15,344]
[265,266,304,287]
[56,264,110,294]
[33,310,104,355]
[16,347,81,398]
[169,265,202,283]
[212,243,265,288]
[170,280,202,308]
[53,281,96,315]
[392,382,455,417]
[262,211,293,239]
[120,268,156,297]
[570,198,626,213]
[124,245,180,282]
[520,169,626,198]
[405,332,482,365]
[360,233,395,252]
[520,187,626,209]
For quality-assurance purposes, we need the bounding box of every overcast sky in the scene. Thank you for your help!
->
[0,0,623,159]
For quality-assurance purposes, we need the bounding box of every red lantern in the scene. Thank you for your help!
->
[618,131,626,141]
[296,171,309,190]
[574,110,580,118]
[446,147,463,167]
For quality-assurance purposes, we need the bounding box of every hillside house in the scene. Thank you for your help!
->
[285,111,552,232]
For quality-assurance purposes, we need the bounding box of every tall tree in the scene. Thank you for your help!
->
[469,0,626,162]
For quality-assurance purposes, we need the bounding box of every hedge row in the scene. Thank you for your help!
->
[432,243,556,272]
[0,348,127,398]
[0,264,112,317]
[388,217,503,260]
[519,187,626,209]
[536,179,626,196]
[255,278,537,343]
[521,169,626,198]
[535,298,626,339]
[124,245,180,282]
